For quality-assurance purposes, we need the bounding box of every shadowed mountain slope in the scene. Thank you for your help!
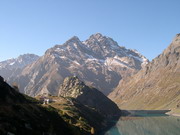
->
[0,76,80,135]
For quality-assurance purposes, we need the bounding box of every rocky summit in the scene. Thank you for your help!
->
[11,33,148,96]
[58,76,120,116]
[109,34,180,114]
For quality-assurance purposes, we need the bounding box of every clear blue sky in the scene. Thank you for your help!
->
[0,0,180,61]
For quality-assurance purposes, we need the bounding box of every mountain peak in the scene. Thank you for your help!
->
[88,33,107,41]
[58,76,85,98]
[85,33,119,50]
[0,54,39,70]
[91,33,103,39]
[162,33,180,56]
[0,53,39,81]
[18,53,39,58]
[63,76,84,86]
[66,36,80,43]
[172,33,180,44]
[176,33,180,37]
[13,33,147,96]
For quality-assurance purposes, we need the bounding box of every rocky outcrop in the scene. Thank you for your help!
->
[59,76,121,117]
[109,34,180,113]
[12,33,148,96]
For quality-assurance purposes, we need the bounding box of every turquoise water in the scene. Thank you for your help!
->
[103,116,180,135]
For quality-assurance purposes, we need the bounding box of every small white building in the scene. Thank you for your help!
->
[43,98,50,104]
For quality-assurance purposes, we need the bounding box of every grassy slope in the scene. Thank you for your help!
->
[110,68,180,114]
[0,81,81,135]
[37,96,106,134]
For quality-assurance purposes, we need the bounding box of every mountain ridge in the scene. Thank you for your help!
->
[8,33,148,96]
[0,54,39,81]
[109,34,180,114]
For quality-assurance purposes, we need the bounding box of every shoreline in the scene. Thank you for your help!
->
[166,113,180,117]
[122,110,170,117]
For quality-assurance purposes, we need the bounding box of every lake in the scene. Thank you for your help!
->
[103,115,180,135]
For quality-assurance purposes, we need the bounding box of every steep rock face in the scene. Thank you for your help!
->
[109,34,180,113]
[13,33,148,96]
[0,54,39,80]
[58,76,120,116]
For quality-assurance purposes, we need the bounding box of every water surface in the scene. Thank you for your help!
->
[103,115,180,135]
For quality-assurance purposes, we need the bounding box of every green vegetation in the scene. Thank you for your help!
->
[37,95,106,134]
[0,81,86,135]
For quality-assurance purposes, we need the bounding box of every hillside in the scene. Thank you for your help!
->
[35,76,121,134]
[109,34,180,114]
[0,75,121,135]
[38,96,108,134]
[0,76,81,135]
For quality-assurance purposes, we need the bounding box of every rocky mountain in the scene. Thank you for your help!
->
[109,34,180,114]
[0,76,77,135]
[12,33,148,96]
[58,76,120,116]
[0,54,39,80]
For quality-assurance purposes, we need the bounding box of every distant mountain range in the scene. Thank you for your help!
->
[6,33,148,96]
[0,54,39,80]
[109,34,180,114]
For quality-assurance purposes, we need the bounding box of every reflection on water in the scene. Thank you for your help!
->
[104,116,180,135]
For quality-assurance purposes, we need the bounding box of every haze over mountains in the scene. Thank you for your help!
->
[6,33,148,96]
[109,34,180,114]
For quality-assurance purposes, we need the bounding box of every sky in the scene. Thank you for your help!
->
[0,0,180,61]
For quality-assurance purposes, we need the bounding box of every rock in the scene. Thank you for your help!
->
[58,76,120,117]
